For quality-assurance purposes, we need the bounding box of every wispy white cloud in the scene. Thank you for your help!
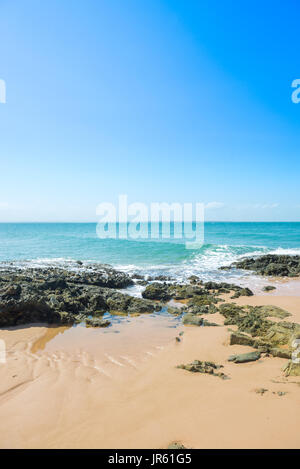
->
[204,202,225,210]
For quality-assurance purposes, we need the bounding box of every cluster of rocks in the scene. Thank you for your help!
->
[218,302,300,376]
[142,280,253,303]
[254,388,287,396]
[0,262,256,329]
[140,280,255,327]
[0,265,160,328]
[177,360,228,379]
[226,254,300,277]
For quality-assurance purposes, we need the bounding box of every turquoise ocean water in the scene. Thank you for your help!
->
[0,222,299,287]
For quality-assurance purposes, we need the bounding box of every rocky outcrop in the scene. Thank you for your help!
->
[221,302,300,360]
[202,281,253,298]
[141,280,254,306]
[227,254,300,277]
[0,266,159,327]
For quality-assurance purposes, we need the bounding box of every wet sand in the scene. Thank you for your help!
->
[0,289,299,448]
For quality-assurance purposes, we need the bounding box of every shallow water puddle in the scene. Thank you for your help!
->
[30,312,183,372]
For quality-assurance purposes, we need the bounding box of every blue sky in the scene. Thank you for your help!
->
[0,0,299,222]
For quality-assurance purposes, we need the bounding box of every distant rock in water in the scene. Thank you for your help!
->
[262,285,276,292]
[224,254,300,277]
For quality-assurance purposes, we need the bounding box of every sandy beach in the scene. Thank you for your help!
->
[0,284,299,449]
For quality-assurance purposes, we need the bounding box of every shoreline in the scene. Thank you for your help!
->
[0,281,299,448]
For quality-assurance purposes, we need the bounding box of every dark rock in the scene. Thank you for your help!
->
[152,275,173,281]
[228,351,261,363]
[263,285,276,292]
[105,292,131,313]
[1,284,21,298]
[131,273,145,280]
[127,297,158,315]
[230,287,253,299]
[136,280,148,286]
[188,275,200,284]
[167,284,202,300]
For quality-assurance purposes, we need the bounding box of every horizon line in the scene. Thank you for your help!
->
[0,221,300,224]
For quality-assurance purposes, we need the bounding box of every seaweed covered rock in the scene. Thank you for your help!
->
[105,292,132,313]
[219,303,292,336]
[167,284,204,300]
[218,303,245,325]
[185,303,218,315]
[141,280,254,307]
[177,360,228,379]
[127,297,159,315]
[187,295,218,308]
[255,305,291,319]
[142,282,171,301]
